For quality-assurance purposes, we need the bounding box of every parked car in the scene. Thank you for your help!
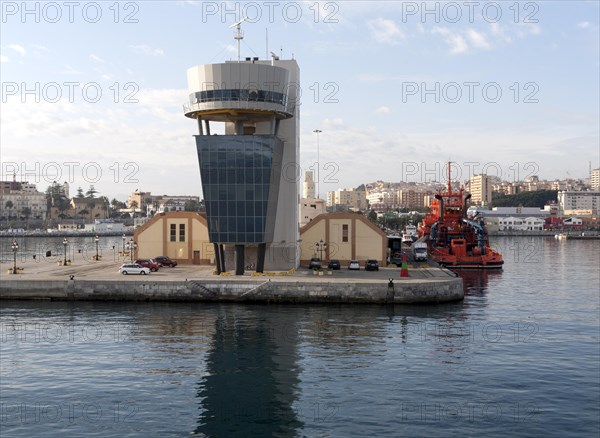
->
[154,256,178,267]
[365,259,380,271]
[327,259,341,270]
[309,257,321,269]
[135,259,160,272]
[119,263,150,275]
[348,260,360,270]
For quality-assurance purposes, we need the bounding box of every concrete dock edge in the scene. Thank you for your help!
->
[0,277,463,304]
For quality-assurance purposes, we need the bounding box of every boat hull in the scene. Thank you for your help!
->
[437,260,504,270]
[431,249,504,270]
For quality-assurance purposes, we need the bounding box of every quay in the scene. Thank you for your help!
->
[0,256,463,304]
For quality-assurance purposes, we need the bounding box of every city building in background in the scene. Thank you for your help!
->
[126,190,201,216]
[327,188,367,211]
[468,174,493,206]
[592,168,600,191]
[558,190,600,215]
[0,176,47,220]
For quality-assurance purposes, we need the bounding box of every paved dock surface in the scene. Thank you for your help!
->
[1,254,456,283]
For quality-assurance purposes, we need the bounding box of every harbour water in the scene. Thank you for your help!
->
[1,236,599,437]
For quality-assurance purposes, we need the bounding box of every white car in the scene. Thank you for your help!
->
[119,263,150,275]
[348,260,360,270]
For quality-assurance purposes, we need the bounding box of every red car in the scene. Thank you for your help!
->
[154,256,178,267]
[134,259,160,272]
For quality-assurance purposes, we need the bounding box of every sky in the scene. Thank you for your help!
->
[1,0,599,201]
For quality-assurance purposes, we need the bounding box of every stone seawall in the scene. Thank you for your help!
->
[0,278,463,304]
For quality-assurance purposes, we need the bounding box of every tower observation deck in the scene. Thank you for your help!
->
[184,58,300,275]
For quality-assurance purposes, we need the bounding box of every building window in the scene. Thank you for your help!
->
[179,224,186,242]
[170,224,176,242]
[342,224,349,242]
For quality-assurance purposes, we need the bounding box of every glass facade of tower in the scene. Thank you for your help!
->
[196,135,283,244]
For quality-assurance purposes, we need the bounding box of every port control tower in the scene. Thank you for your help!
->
[184,37,300,274]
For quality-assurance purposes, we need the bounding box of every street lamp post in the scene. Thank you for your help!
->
[129,239,136,262]
[63,237,68,266]
[313,129,322,198]
[94,235,99,261]
[122,234,126,256]
[11,240,18,274]
[315,239,327,261]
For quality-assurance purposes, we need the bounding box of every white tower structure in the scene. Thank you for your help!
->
[303,171,316,199]
[299,170,326,228]
[184,51,300,273]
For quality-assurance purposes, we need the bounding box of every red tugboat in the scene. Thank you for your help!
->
[417,164,503,270]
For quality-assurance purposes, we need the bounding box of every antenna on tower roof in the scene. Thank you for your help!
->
[229,17,248,62]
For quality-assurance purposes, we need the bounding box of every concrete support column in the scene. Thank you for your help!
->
[234,120,244,135]
[213,243,221,274]
[197,118,203,135]
[204,120,211,135]
[256,243,266,273]
[270,117,281,136]
[235,245,245,276]
[219,245,226,272]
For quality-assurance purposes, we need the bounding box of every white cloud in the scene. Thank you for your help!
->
[129,45,164,56]
[367,18,405,45]
[323,117,345,127]
[466,29,490,49]
[376,106,391,115]
[432,27,468,54]
[1,55,9,63]
[356,73,434,83]
[577,21,590,29]
[136,88,187,107]
[515,22,541,38]
[89,54,105,63]
[489,23,512,44]
[8,44,26,56]
[57,64,81,75]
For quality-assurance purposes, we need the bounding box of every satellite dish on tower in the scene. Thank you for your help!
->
[229,17,248,62]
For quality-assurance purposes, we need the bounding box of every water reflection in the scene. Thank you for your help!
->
[458,269,503,296]
[194,306,303,437]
